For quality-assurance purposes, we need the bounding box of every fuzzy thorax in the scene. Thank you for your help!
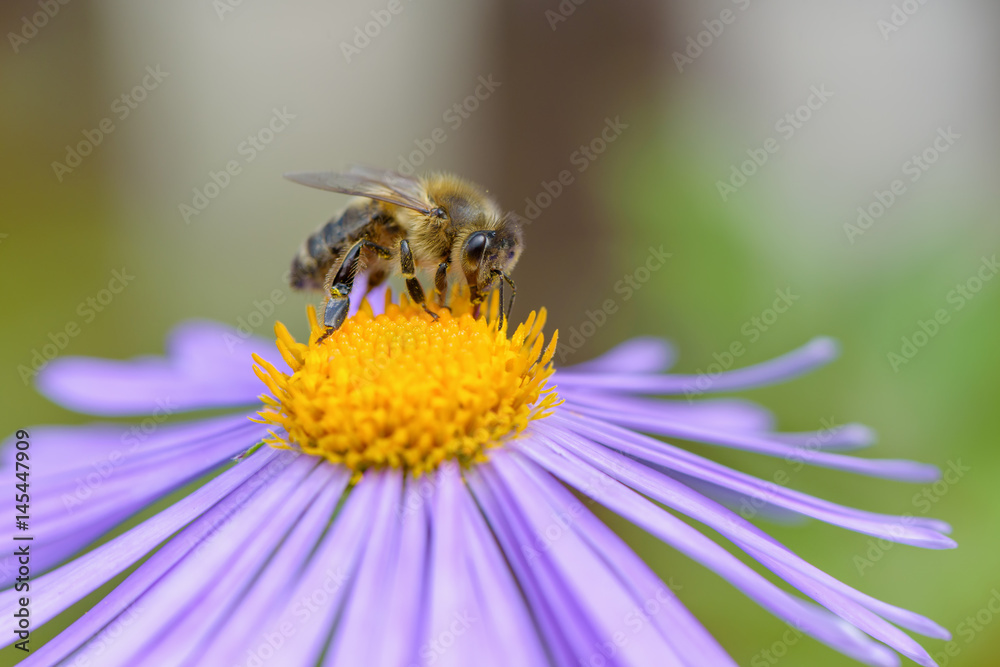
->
[253,289,560,477]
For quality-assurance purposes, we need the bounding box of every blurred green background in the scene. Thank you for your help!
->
[1,1,998,665]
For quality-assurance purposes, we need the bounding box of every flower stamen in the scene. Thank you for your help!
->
[253,287,560,476]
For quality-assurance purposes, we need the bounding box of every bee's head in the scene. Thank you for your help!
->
[458,215,523,315]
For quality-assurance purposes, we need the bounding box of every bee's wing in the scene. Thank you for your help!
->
[284,167,432,214]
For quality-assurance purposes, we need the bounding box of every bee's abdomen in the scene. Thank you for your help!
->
[289,202,380,291]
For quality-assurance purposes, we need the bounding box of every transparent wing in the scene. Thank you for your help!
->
[284,166,431,214]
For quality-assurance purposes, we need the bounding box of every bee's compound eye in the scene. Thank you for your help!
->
[463,231,489,265]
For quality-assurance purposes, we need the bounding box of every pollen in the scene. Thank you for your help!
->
[252,288,561,477]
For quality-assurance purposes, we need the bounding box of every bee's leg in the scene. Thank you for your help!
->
[399,239,439,321]
[500,272,516,324]
[433,260,450,308]
[317,239,392,343]
[490,271,516,331]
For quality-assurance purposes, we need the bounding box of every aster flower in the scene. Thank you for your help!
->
[2,285,953,666]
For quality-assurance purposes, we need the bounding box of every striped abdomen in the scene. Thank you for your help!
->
[290,201,380,291]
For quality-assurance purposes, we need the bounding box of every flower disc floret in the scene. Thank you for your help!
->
[254,290,560,476]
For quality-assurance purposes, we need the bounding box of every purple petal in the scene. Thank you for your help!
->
[561,337,676,374]
[567,403,940,482]
[526,430,949,645]
[656,469,809,524]
[771,423,877,451]
[325,471,420,666]
[450,464,552,666]
[477,453,689,667]
[366,475,433,667]
[504,451,738,666]
[249,470,386,666]
[409,463,549,667]
[0,448,288,631]
[25,451,329,667]
[554,337,839,395]
[545,414,955,548]
[0,415,265,585]
[512,435,902,667]
[196,463,349,666]
[563,392,774,433]
[36,320,278,416]
[67,454,320,666]
[466,467,579,666]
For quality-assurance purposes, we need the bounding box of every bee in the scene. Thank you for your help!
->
[285,166,523,341]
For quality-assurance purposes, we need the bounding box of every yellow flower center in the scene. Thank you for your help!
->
[252,289,560,476]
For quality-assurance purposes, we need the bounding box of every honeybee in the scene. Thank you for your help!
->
[285,166,523,341]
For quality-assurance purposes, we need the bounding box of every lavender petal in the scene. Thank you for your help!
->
[249,471,386,666]
[554,337,839,395]
[0,448,286,633]
[547,415,954,546]
[197,462,349,666]
[0,415,265,586]
[468,467,596,665]
[324,471,416,666]
[506,450,738,666]
[452,464,551,667]
[36,320,277,416]
[568,403,940,482]
[562,392,775,433]
[514,435,902,667]
[561,337,676,374]
[68,454,319,666]
[528,430,949,644]
[483,452,688,666]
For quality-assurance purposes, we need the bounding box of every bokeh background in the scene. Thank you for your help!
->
[1,1,998,665]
